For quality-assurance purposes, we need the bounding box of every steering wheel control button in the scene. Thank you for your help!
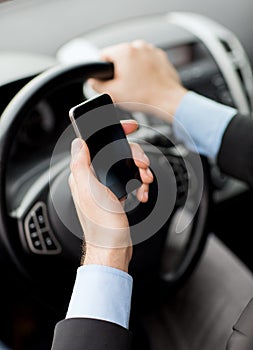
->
[28,217,37,233]
[24,202,61,255]
[41,231,58,251]
[33,239,42,249]
[35,206,47,230]
[25,215,43,252]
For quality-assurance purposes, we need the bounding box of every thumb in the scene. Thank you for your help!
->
[70,138,91,183]
[87,78,115,96]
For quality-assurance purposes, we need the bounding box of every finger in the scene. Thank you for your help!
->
[136,183,149,203]
[146,42,155,49]
[68,173,81,200]
[70,139,122,207]
[71,138,90,164]
[70,138,92,184]
[100,43,129,61]
[132,40,149,48]
[121,120,138,135]
[139,168,154,184]
[88,44,129,91]
[87,78,110,93]
[87,45,124,88]
[68,173,75,191]
[130,142,150,168]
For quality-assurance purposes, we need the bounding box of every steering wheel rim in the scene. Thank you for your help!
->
[0,62,114,271]
[0,61,211,291]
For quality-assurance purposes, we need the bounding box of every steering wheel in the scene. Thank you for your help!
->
[0,62,210,303]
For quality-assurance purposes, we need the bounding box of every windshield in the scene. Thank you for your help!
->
[1,0,252,60]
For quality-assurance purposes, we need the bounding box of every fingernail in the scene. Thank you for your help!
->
[122,119,138,125]
[71,138,83,158]
[146,168,153,178]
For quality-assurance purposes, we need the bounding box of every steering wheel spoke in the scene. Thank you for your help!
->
[21,201,61,255]
[9,160,68,256]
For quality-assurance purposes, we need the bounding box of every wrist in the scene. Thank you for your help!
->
[82,244,132,273]
[151,85,188,122]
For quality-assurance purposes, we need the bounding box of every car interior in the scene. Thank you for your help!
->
[0,1,253,349]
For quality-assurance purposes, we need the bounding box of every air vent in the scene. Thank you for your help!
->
[220,39,232,52]
[168,12,253,114]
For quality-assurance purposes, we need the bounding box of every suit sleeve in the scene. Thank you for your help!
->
[51,318,132,350]
[217,115,253,187]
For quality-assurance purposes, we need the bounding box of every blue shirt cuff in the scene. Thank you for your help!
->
[173,91,237,160]
[66,265,133,329]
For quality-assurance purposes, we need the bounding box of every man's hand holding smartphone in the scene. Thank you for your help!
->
[69,93,146,200]
[69,98,153,272]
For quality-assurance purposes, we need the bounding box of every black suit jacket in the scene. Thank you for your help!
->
[51,318,131,350]
[218,115,253,187]
[51,114,253,350]
[218,114,253,350]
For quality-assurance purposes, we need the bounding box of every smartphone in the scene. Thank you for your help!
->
[69,93,142,199]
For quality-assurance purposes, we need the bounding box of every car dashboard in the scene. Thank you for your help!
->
[1,13,251,209]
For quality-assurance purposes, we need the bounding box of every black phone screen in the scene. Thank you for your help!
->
[69,93,141,199]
